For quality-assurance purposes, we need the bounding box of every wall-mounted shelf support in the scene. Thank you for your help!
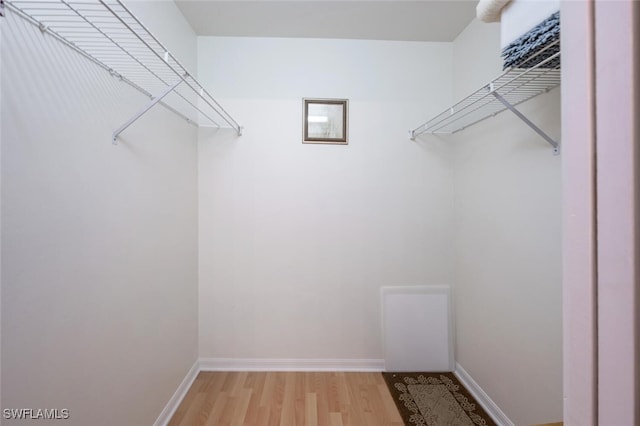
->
[112,78,184,144]
[490,89,560,155]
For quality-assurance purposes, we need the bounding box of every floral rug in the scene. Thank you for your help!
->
[382,372,496,426]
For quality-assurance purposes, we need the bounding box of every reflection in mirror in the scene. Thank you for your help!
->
[303,99,348,144]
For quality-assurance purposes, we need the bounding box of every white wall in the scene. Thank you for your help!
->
[1,2,198,425]
[452,19,502,101]
[197,37,455,361]
[452,20,563,425]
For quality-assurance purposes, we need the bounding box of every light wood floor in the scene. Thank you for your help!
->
[168,371,404,426]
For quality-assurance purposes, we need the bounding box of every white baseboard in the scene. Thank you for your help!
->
[199,358,385,372]
[454,362,514,426]
[153,360,200,426]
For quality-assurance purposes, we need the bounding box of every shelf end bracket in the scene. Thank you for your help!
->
[491,91,559,154]
[112,78,184,144]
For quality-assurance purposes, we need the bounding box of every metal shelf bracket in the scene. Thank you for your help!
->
[490,89,560,156]
[112,78,183,144]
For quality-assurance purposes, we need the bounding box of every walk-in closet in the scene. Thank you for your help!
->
[1,1,638,425]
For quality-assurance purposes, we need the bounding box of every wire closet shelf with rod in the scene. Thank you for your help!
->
[410,40,560,155]
[5,0,243,144]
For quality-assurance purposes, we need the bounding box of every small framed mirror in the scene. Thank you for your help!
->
[303,98,348,144]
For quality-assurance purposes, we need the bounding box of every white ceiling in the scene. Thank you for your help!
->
[175,1,478,42]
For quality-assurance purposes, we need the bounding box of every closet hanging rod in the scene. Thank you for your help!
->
[410,40,560,154]
[5,0,243,143]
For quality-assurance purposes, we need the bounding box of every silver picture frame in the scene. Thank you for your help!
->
[303,98,348,144]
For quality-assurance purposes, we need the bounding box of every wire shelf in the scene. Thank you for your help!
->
[411,40,560,145]
[6,0,242,141]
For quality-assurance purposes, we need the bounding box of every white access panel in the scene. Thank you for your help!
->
[382,285,454,372]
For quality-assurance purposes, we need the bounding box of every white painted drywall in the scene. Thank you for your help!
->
[197,37,455,361]
[452,20,563,425]
[452,19,502,101]
[1,2,198,425]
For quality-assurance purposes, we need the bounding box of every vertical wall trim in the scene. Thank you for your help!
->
[594,1,640,424]
[153,360,201,426]
[561,1,598,424]
[454,363,514,426]
[636,7,640,423]
[0,13,3,419]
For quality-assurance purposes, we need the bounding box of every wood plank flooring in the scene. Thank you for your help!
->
[168,371,404,426]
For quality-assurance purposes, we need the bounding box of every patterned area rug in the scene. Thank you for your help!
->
[382,372,496,426]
